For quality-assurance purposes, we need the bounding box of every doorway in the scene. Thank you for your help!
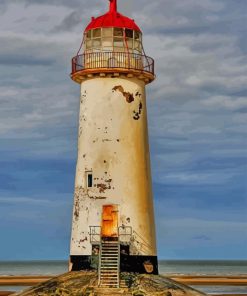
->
[101,205,118,238]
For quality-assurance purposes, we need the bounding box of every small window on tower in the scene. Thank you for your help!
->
[125,29,133,38]
[126,38,133,49]
[86,30,92,39]
[102,28,113,37]
[114,28,123,37]
[93,28,101,38]
[86,40,92,49]
[114,37,124,48]
[92,38,101,48]
[134,31,141,40]
[86,172,93,188]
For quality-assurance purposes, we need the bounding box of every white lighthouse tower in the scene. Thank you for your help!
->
[69,0,158,285]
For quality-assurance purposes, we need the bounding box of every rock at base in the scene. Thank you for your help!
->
[13,272,207,296]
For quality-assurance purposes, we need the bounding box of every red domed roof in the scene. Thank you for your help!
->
[85,0,141,32]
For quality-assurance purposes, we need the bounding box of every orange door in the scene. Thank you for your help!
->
[101,205,118,238]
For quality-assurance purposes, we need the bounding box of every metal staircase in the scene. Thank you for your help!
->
[99,241,120,288]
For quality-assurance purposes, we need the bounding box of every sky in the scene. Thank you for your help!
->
[0,0,246,261]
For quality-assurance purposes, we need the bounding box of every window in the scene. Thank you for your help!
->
[92,28,101,38]
[125,29,133,38]
[102,37,113,47]
[126,38,133,49]
[114,37,124,48]
[92,38,101,48]
[102,28,113,37]
[86,40,92,49]
[134,31,140,40]
[134,40,141,52]
[86,172,93,188]
[114,28,123,37]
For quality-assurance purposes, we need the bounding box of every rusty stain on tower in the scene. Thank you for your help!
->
[69,0,158,288]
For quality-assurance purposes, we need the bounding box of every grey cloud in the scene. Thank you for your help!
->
[0,54,53,66]
[0,35,70,67]
[52,11,82,32]
[0,197,53,205]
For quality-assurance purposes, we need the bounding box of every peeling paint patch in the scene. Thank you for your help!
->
[97,183,108,193]
[135,91,142,98]
[133,101,143,120]
[79,237,88,243]
[112,85,134,103]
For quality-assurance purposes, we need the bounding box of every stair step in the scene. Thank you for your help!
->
[100,278,118,281]
[100,272,118,275]
[100,284,118,286]
[100,282,118,284]
[101,258,118,260]
[99,240,120,288]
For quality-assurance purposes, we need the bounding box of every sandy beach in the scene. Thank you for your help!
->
[0,275,247,286]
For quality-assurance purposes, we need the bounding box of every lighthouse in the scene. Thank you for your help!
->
[69,0,158,285]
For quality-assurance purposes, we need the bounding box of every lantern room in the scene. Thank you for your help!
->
[83,0,142,54]
[84,27,142,54]
[71,0,155,85]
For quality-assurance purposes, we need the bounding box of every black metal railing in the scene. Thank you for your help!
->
[118,226,132,243]
[89,226,101,243]
[71,52,154,75]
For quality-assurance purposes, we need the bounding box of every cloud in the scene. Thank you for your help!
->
[202,96,247,110]
[157,170,237,186]
[0,197,53,205]
[52,11,82,32]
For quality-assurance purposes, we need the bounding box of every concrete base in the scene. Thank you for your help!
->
[13,271,207,296]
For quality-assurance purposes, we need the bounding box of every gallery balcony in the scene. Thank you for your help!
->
[71,51,155,84]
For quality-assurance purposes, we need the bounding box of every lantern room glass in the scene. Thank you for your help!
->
[84,28,142,53]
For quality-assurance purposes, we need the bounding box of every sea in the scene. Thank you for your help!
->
[0,260,246,295]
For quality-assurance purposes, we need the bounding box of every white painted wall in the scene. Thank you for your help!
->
[70,76,157,257]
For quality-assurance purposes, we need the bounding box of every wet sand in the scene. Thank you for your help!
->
[0,276,51,286]
[169,275,247,285]
[0,275,247,286]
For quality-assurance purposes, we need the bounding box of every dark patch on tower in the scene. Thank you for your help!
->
[112,85,135,103]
